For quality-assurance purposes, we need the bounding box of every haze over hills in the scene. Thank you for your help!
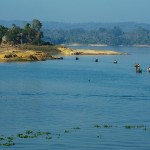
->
[1,20,150,32]
[1,20,150,46]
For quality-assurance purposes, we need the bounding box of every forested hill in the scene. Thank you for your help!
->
[1,20,150,46]
[1,20,150,31]
[43,26,150,46]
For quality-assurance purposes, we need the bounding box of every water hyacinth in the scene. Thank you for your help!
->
[0,125,150,147]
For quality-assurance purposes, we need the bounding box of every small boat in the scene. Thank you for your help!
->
[114,60,118,64]
[75,57,79,60]
[134,63,140,68]
[147,67,150,72]
[136,67,142,73]
[95,59,98,62]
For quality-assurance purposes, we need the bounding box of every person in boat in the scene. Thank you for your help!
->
[136,67,142,73]
[95,58,98,62]
[75,57,79,60]
[134,63,142,73]
[147,67,150,72]
[114,60,118,64]
[134,63,140,69]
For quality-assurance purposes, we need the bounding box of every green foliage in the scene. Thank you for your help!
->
[1,20,150,46]
[0,125,150,147]
[43,26,150,46]
[0,25,8,42]
[0,19,47,46]
[32,19,42,31]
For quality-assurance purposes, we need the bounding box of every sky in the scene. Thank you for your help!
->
[0,0,150,23]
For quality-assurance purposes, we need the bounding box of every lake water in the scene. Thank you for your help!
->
[0,46,150,149]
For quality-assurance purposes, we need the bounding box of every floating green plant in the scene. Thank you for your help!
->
[136,125,146,128]
[17,134,30,139]
[94,124,101,128]
[103,124,112,128]
[45,136,52,140]
[143,128,147,131]
[72,127,81,130]
[64,130,70,133]
[1,142,15,147]
[7,137,14,142]
[0,137,4,141]
[94,124,113,128]
[0,136,15,147]
[56,133,61,138]
[0,124,150,147]
[124,125,135,129]
[124,125,146,129]
[26,130,33,134]
[17,130,52,139]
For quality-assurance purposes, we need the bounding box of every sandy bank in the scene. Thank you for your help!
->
[0,50,62,62]
[57,47,124,55]
[0,45,124,62]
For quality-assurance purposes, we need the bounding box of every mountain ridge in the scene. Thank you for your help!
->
[1,20,150,32]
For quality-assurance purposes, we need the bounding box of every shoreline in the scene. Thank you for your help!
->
[57,47,124,55]
[0,45,124,62]
[64,43,150,48]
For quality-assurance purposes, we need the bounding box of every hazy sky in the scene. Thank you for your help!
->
[0,0,150,23]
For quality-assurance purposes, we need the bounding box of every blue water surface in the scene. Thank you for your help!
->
[0,46,150,149]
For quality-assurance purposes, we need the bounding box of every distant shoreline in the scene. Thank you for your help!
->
[63,43,150,48]
[133,44,150,47]
[62,43,108,47]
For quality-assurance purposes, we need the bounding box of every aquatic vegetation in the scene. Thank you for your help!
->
[0,124,150,147]
[125,125,136,129]
[64,130,70,133]
[7,137,14,142]
[72,127,81,130]
[17,130,51,139]
[94,124,101,128]
[103,124,112,128]
[94,124,113,128]
[1,142,15,147]
[26,130,33,134]
[0,137,4,141]
[56,133,61,139]
[136,125,146,128]
[97,135,100,138]
[124,125,146,129]
[17,134,31,139]
[0,136,15,147]
[45,136,52,140]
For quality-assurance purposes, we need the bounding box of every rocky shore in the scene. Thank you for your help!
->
[0,50,63,62]
[0,45,124,62]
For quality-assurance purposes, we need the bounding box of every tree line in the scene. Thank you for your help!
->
[1,20,150,46]
[43,26,150,46]
[0,19,50,46]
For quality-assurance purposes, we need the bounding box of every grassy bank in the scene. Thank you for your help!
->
[20,44,62,55]
[0,44,124,62]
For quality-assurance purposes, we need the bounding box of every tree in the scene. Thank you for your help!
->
[5,24,24,44]
[24,23,31,30]
[110,26,123,37]
[0,19,52,45]
[0,25,8,42]
[32,19,42,31]
[31,19,43,45]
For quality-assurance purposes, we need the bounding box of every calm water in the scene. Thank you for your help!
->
[0,46,150,149]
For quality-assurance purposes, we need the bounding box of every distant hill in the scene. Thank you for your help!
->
[1,20,150,46]
[1,20,150,32]
[43,22,150,32]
